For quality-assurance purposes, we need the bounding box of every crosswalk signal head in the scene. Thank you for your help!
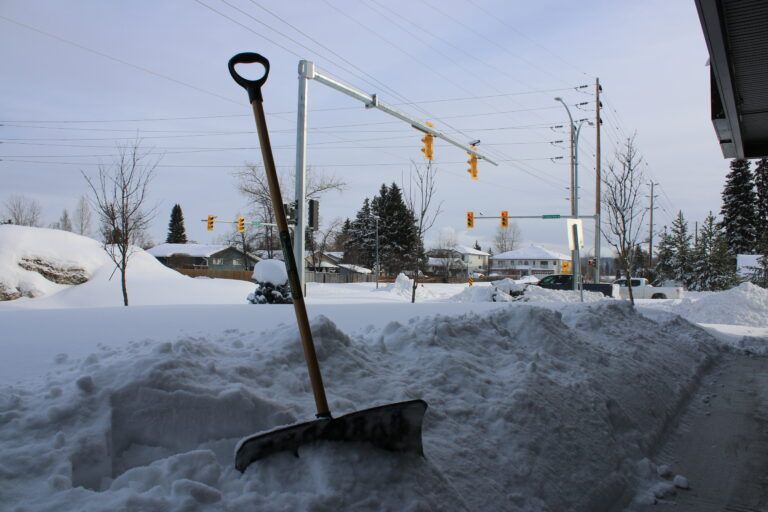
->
[207,215,215,231]
[237,216,245,233]
[467,147,478,180]
[466,211,474,229]
[501,210,509,228]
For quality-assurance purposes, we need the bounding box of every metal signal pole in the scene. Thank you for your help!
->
[648,181,658,268]
[595,78,602,283]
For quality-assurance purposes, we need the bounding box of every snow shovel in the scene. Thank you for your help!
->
[228,52,427,473]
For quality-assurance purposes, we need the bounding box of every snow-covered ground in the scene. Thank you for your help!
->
[2,226,768,511]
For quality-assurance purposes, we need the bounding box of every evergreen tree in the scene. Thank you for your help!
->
[653,227,674,284]
[691,212,739,290]
[720,159,757,254]
[668,211,693,287]
[372,183,419,276]
[166,204,188,244]
[473,240,482,251]
[345,198,375,268]
[754,158,768,283]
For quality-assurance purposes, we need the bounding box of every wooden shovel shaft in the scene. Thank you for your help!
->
[249,99,331,418]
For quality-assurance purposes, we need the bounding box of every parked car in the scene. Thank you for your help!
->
[536,274,616,297]
[612,278,683,299]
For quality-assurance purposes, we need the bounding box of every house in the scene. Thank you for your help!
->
[426,245,490,277]
[148,243,259,271]
[490,244,570,278]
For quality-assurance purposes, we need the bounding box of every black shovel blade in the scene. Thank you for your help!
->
[235,399,428,472]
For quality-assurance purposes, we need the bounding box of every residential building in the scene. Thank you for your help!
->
[490,244,570,278]
[148,243,259,271]
[426,245,490,277]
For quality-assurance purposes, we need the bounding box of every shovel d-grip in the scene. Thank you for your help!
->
[229,52,427,473]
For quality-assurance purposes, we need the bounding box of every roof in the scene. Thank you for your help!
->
[696,0,768,158]
[491,244,570,261]
[454,245,489,256]
[147,243,232,258]
[427,257,467,268]
[337,263,372,274]
[324,251,344,261]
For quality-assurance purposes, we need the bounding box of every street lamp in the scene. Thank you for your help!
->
[373,215,380,289]
[555,97,581,293]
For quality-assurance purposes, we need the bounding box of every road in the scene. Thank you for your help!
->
[636,353,768,511]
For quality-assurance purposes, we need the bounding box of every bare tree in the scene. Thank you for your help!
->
[405,161,443,303]
[3,194,42,226]
[50,209,73,231]
[493,222,521,254]
[82,143,158,306]
[602,136,646,305]
[434,228,459,278]
[308,218,343,270]
[235,164,346,258]
[73,195,93,236]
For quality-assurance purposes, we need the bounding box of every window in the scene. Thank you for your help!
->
[630,279,641,287]
[232,259,242,266]
[211,258,224,265]
[540,261,548,266]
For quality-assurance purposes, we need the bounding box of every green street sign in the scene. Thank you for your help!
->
[542,214,561,219]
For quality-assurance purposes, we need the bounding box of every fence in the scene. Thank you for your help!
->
[176,268,254,282]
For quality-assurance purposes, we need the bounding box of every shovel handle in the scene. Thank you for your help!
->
[228,52,270,103]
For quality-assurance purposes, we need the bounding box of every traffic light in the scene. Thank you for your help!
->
[467,146,478,180]
[562,260,572,274]
[501,210,509,229]
[420,123,434,161]
[207,215,215,231]
[466,211,474,229]
[308,199,319,230]
[237,216,245,233]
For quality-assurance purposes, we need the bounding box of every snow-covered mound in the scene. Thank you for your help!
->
[0,225,109,300]
[0,225,253,308]
[380,272,441,301]
[645,282,768,328]
[0,303,718,511]
[520,284,606,303]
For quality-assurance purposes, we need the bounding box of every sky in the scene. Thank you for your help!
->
[0,0,728,256]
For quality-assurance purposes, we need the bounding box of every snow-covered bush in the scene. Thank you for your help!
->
[247,259,293,304]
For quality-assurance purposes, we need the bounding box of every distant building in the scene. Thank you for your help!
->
[737,254,764,278]
[490,244,570,278]
[426,245,489,277]
[148,243,259,271]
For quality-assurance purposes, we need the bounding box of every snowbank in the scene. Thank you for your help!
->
[0,225,253,308]
[0,302,718,511]
[520,285,606,303]
[379,273,442,302]
[642,282,768,328]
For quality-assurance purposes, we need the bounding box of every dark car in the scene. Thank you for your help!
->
[536,274,615,297]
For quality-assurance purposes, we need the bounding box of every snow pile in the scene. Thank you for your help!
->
[650,282,768,327]
[0,302,719,511]
[450,284,514,303]
[0,225,253,308]
[252,259,288,285]
[0,225,109,300]
[380,273,440,301]
[520,284,606,303]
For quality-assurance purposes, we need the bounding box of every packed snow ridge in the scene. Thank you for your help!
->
[1,301,720,511]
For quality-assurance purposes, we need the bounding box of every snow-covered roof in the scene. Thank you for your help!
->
[491,244,570,261]
[454,245,489,256]
[427,257,466,268]
[337,263,372,274]
[737,254,764,276]
[147,243,232,258]
[324,251,344,261]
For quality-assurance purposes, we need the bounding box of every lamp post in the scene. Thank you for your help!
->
[555,97,580,292]
[374,215,380,289]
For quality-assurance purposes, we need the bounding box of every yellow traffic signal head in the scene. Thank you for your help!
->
[466,211,474,229]
[467,146,478,180]
[207,215,215,231]
[421,133,434,161]
[501,210,509,228]
[237,216,245,233]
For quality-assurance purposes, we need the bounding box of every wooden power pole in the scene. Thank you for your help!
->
[594,78,602,283]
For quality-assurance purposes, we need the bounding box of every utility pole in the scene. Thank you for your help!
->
[594,78,602,283]
[648,181,658,268]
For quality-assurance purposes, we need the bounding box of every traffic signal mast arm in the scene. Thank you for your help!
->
[300,61,498,166]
